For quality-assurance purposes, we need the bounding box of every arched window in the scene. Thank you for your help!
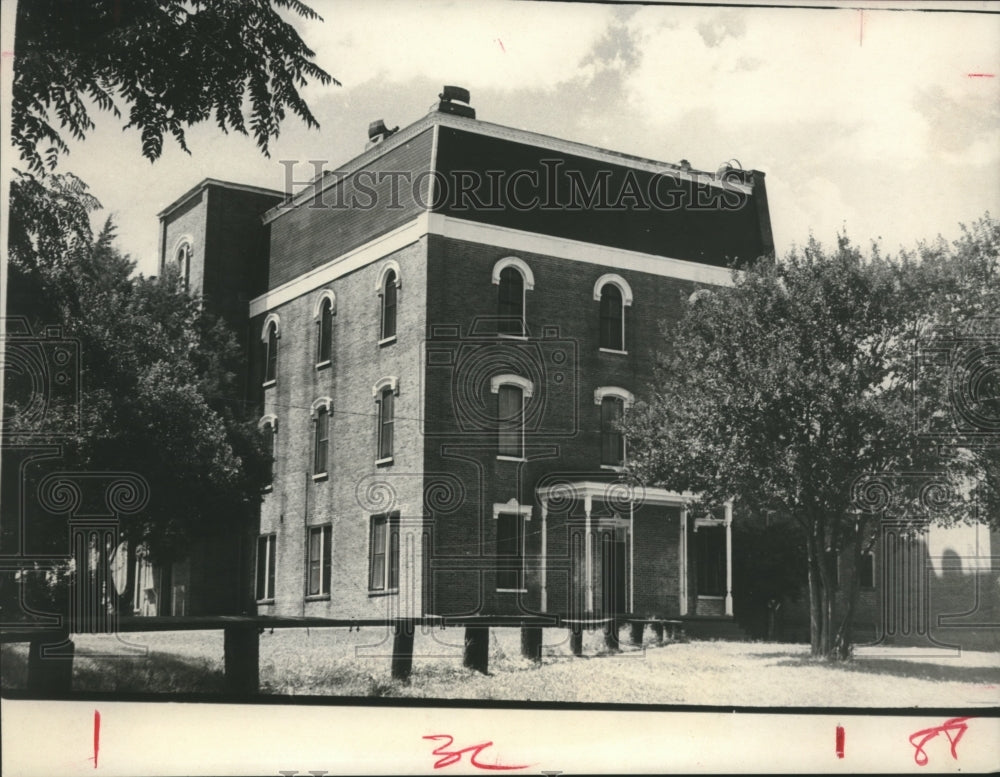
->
[379,267,399,342]
[261,314,280,386]
[491,374,534,459]
[314,290,335,366]
[175,242,192,292]
[593,274,633,352]
[594,387,634,468]
[492,258,534,337]
[372,377,398,463]
[311,397,332,478]
[258,415,278,489]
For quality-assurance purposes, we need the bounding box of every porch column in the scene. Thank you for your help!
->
[724,501,733,616]
[629,499,635,613]
[540,497,548,612]
[679,505,688,615]
[584,494,594,614]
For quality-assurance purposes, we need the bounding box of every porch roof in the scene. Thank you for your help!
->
[535,480,697,508]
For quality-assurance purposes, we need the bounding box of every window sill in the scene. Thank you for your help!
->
[312,472,329,482]
[378,335,397,347]
[262,379,276,389]
[315,359,331,370]
[375,456,394,468]
[368,589,399,598]
[497,333,528,341]
[256,598,275,605]
[599,348,628,356]
[496,455,527,463]
[697,595,724,600]
[497,588,528,594]
[600,464,625,472]
[304,594,330,602]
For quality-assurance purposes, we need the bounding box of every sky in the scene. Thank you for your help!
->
[16,1,1000,278]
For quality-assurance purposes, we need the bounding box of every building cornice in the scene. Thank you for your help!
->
[248,214,737,316]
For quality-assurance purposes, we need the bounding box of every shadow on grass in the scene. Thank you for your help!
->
[771,655,1000,684]
[1,644,225,694]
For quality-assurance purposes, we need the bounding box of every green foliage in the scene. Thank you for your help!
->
[623,227,996,657]
[12,0,336,173]
[5,174,269,565]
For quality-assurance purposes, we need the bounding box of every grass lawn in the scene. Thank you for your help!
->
[2,626,997,707]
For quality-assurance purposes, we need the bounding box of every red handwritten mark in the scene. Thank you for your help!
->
[496,38,506,54]
[423,735,528,771]
[908,716,970,767]
[93,710,101,768]
[968,73,995,78]
[835,725,845,759]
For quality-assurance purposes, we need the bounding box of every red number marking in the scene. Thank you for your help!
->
[835,725,845,759]
[93,709,101,768]
[423,735,529,771]
[908,717,971,767]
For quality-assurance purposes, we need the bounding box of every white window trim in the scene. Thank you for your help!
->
[374,259,402,293]
[310,396,334,418]
[494,500,530,593]
[490,374,535,398]
[596,387,632,469]
[261,313,281,343]
[491,375,533,461]
[593,386,635,408]
[313,289,337,318]
[592,273,634,305]
[491,256,535,290]
[372,376,400,398]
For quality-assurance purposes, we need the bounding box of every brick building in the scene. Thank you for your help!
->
[156,91,774,625]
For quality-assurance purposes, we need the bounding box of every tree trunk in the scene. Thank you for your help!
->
[833,529,863,660]
[805,531,822,656]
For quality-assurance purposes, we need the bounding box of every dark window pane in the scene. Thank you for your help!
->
[497,385,523,457]
[497,267,524,335]
[262,423,274,485]
[318,300,333,363]
[600,396,624,466]
[256,536,268,600]
[496,513,522,589]
[308,528,322,595]
[369,516,386,590]
[695,527,725,596]
[322,526,332,594]
[599,285,623,350]
[388,521,400,590]
[382,271,397,339]
[314,407,329,475]
[265,324,278,382]
[378,389,394,459]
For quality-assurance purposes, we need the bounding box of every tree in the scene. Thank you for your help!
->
[13,0,336,172]
[623,235,974,659]
[4,172,270,615]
